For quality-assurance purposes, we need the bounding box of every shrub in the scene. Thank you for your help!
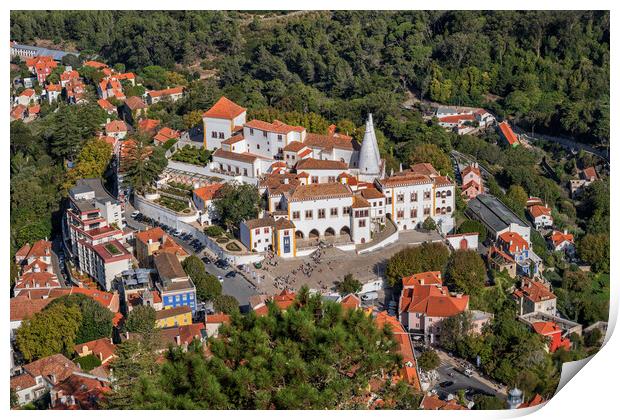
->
[225,242,241,252]
[205,225,224,237]
[74,354,102,371]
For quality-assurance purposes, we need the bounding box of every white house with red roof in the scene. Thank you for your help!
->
[202,96,247,150]
[192,183,223,225]
[527,204,553,229]
[146,86,184,105]
[570,166,598,197]
[460,163,483,200]
[45,83,62,104]
[497,231,542,277]
[14,88,39,106]
[105,119,128,140]
[548,230,575,255]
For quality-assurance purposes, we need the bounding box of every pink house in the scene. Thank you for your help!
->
[399,271,469,341]
[461,163,483,200]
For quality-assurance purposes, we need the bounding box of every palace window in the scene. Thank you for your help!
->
[318,209,326,219]
[305,210,313,219]
[292,211,300,220]
[330,208,338,217]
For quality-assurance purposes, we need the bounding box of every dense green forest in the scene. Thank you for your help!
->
[11,10,609,144]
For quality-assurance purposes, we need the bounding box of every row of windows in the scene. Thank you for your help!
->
[211,131,225,139]
[218,164,249,176]
[292,207,351,220]
[248,128,285,142]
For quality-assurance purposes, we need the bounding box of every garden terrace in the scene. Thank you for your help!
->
[171,145,211,166]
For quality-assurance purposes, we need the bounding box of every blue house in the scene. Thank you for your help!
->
[154,252,197,312]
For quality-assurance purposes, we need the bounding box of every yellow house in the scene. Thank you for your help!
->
[155,305,193,328]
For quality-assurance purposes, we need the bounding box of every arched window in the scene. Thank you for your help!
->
[446,190,452,197]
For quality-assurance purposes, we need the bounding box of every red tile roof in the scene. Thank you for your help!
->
[74,338,116,362]
[498,121,519,146]
[24,354,80,384]
[498,231,529,253]
[97,99,116,112]
[105,120,127,133]
[10,373,37,390]
[582,166,598,180]
[83,60,108,69]
[254,289,296,315]
[438,114,475,124]
[137,118,160,134]
[11,104,26,120]
[304,132,356,151]
[295,158,348,170]
[124,96,147,110]
[10,296,53,321]
[400,284,469,318]
[16,271,60,289]
[402,271,442,288]
[52,373,111,409]
[550,230,574,247]
[289,182,352,202]
[153,127,180,143]
[203,96,246,120]
[528,204,551,219]
[420,394,468,410]
[245,119,305,134]
[193,183,223,202]
[513,278,556,303]
[340,294,361,310]
[205,313,231,324]
[148,86,184,98]
[283,141,307,152]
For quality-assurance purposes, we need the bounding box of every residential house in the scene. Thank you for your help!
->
[240,217,296,257]
[74,338,117,365]
[192,183,223,225]
[527,204,553,229]
[135,227,189,267]
[59,69,80,87]
[548,230,575,256]
[398,271,469,342]
[154,252,197,311]
[497,231,542,277]
[487,246,517,278]
[146,86,184,104]
[513,278,557,316]
[121,96,148,125]
[155,305,193,328]
[253,289,296,316]
[45,83,62,103]
[50,372,111,409]
[137,118,160,136]
[157,323,206,352]
[204,313,231,338]
[531,321,571,353]
[14,88,38,106]
[11,354,80,406]
[420,394,468,410]
[97,99,117,115]
[10,104,27,121]
[460,163,483,200]
[570,166,598,198]
[153,127,180,145]
[202,96,248,150]
[105,120,128,140]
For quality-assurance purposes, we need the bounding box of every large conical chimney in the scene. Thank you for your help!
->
[358,113,382,182]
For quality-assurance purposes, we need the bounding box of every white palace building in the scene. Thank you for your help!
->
[201,96,455,258]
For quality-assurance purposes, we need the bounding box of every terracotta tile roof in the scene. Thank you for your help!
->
[158,323,205,347]
[10,373,37,390]
[48,287,117,310]
[153,127,180,143]
[24,354,80,384]
[15,243,32,258]
[520,393,544,408]
[22,258,51,273]
[16,271,60,289]
[283,141,307,152]
[245,119,305,134]
[289,182,352,202]
[399,285,469,318]
[105,120,127,133]
[124,96,147,110]
[212,148,260,164]
[148,86,184,98]
[28,105,41,114]
[352,195,370,208]
[304,132,356,151]
[83,60,108,69]
[498,231,529,253]
[74,338,116,362]
[10,296,52,321]
[254,289,297,315]
[60,69,80,81]
[47,83,62,92]
[221,134,245,145]
[295,158,348,170]
[155,305,192,320]
[137,118,160,134]
[489,245,515,263]
[438,113,476,124]
[461,164,481,178]
[433,176,454,187]
[528,204,551,219]
[402,271,442,288]
[10,105,26,120]
[513,278,556,303]
[550,230,574,247]
[532,321,562,336]
[340,294,361,310]
[52,372,111,409]
[193,183,223,202]
[97,99,116,112]
[205,313,231,324]
[203,96,246,119]
[17,239,52,261]
[360,187,384,200]
[420,394,468,410]
[582,166,598,180]
[498,121,519,146]
[410,163,440,177]
[20,88,36,97]
[136,227,188,258]
[379,173,432,188]
[298,149,313,159]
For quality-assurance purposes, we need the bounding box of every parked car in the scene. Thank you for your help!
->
[173,229,182,236]
[201,257,211,265]
[361,292,379,301]
[217,275,224,283]
[439,381,454,388]
[131,210,140,218]
[225,271,236,278]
